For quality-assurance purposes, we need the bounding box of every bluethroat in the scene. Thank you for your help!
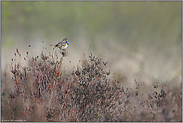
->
[50,37,69,50]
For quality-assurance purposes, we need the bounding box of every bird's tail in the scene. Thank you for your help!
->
[50,44,56,46]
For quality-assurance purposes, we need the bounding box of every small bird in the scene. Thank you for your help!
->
[50,37,69,50]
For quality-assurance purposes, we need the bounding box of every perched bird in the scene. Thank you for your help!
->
[50,37,69,50]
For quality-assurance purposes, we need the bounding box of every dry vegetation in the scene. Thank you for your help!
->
[1,45,182,122]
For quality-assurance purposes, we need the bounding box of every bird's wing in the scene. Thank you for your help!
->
[50,40,67,48]
[58,41,67,47]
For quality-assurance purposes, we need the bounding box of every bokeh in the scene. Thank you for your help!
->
[1,1,181,85]
[1,1,182,122]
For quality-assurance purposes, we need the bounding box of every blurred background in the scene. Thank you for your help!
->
[1,1,181,86]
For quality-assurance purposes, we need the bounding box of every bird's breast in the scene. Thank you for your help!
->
[61,43,69,49]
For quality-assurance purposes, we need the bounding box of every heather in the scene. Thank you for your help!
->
[1,47,182,122]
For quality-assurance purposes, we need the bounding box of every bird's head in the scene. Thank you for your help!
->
[63,37,68,41]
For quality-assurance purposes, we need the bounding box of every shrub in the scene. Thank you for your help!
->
[1,47,182,122]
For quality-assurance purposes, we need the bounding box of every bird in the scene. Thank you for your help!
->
[50,37,69,50]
